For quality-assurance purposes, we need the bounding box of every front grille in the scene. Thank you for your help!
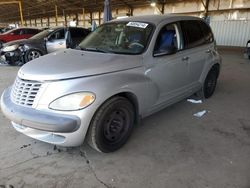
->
[11,77,42,107]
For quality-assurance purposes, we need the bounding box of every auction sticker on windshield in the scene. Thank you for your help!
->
[127,22,148,29]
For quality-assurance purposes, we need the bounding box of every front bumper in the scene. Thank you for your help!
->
[1,87,81,133]
[3,49,22,65]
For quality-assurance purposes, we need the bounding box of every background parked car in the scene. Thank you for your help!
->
[0,27,42,48]
[0,27,90,65]
[0,27,14,34]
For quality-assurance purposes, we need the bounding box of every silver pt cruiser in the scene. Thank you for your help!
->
[1,15,221,153]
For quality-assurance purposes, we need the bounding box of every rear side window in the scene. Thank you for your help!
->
[181,20,205,49]
[199,21,214,43]
[70,28,88,38]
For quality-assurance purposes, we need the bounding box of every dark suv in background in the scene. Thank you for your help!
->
[1,27,90,65]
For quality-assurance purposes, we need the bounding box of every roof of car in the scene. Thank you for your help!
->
[3,27,42,34]
[47,26,88,30]
[13,27,42,30]
[111,14,202,25]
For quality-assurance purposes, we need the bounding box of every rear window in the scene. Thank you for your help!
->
[199,21,214,44]
[181,20,205,49]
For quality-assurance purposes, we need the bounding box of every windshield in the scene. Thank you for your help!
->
[79,21,154,55]
[30,28,55,39]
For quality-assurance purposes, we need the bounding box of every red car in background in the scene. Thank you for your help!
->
[0,27,42,47]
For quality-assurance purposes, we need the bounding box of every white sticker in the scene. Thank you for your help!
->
[127,22,148,29]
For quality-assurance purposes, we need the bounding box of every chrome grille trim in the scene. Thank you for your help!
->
[11,77,42,107]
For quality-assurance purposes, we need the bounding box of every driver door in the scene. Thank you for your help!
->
[46,29,67,53]
[146,23,190,107]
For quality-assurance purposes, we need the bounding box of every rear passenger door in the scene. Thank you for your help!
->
[180,20,212,91]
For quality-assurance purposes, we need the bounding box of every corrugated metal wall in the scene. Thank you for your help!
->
[210,20,250,47]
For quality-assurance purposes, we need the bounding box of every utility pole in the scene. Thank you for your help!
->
[201,0,210,17]
[0,1,24,25]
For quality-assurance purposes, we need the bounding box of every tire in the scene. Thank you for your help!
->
[24,49,42,63]
[0,41,4,48]
[203,68,218,98]
[87,96,135,153]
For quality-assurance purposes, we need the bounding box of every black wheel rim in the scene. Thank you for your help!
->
[103,108,130,145]
[205,72,217,97]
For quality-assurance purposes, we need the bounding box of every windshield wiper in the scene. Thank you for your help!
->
[80,47,111,53]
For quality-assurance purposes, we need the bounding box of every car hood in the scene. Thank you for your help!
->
[18,49,143,81]
[3,38,42,47]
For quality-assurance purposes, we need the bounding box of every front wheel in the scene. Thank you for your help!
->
[24,49,42,63]
[87,96,135,153]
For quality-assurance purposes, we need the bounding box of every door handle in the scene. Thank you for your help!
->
[59,42,63,45]
[206,49,211,53]
[182,56,189,61]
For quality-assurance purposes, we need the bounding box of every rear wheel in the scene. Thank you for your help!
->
[203,68,218,98]
[24,49,42,63]
[87,96,135,153]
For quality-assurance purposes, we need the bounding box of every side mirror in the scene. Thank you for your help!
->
[154,46,177,57]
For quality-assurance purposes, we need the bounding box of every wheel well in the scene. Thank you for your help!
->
[211,63,220,78]
[114,92,140,124]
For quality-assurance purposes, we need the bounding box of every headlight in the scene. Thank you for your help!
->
[49,92,95,111]
[2,44,19,52]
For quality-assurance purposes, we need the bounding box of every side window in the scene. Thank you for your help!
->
[12,29,21,35]
[199,21,214,43]
[49,29,65,40]
[19,29,26,35]
[70,28,85,38]
[181,20,205,49]
[154,23,180,54]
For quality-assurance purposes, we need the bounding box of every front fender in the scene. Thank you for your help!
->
[37,67,158,117]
